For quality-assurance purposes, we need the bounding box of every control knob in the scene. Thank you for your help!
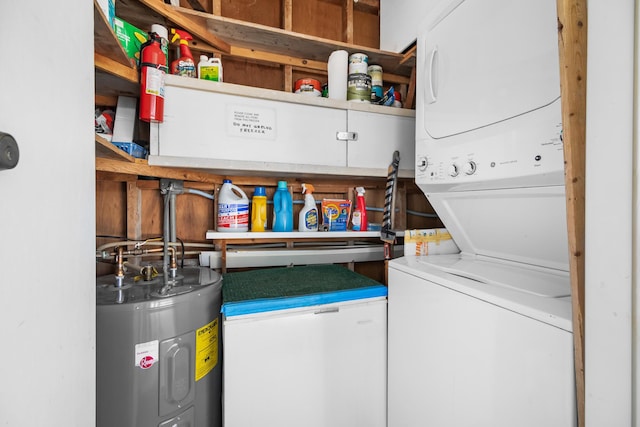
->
[417,156,428,171]
[463,161,477,175]
[448,164,459,177]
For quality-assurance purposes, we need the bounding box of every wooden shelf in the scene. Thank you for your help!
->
[94,0,131,68]
[113,0,415,85]
[179,8,415,79]
[94,0,139,95]
[96,156,229,183]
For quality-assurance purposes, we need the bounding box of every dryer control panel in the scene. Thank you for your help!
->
[416,99,563,192]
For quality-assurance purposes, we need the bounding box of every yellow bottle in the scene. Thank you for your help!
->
[251,186,267,231]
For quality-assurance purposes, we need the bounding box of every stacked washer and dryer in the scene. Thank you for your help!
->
[387,0,577,426]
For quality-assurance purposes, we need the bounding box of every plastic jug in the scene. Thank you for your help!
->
[217,179,249,232]
[251,186,267,232]
[272,181,293,232]
[198,55,223,82]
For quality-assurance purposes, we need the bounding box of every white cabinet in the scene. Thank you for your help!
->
[149,75,415,178]
[347,109,415,172]
[223,297,388,427]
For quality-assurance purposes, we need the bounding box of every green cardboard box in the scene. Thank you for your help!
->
[113,17,148,67]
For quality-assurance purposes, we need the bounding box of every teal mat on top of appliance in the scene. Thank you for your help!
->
[221,264,387,317]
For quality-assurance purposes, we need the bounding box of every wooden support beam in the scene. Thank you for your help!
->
[283,0,293,92]
[126,181,143,265]
[228,46,327,71]
[404,65,416,109]
[557,1,587,426]
[324,0,379,15]
[138,0,231,53]
[96,157,224,183]
[283,0,293,30]
[284,66,294,93]
[127,181,143,241]
[343,0,354,44]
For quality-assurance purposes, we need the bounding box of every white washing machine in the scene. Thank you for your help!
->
[387,0,577,425]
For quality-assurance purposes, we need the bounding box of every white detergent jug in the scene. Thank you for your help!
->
[217,179,249,232]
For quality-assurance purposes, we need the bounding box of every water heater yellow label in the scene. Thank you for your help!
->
[195,318,218,381]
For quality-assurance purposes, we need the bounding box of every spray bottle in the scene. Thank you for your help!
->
[351,186,368,231]
[170,28,196,77]
[298,183,318,232]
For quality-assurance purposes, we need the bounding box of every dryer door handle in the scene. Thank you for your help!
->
[427,46,439,104]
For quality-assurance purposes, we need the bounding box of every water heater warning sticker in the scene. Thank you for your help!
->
[195,318,219,381]
[134,340,158,369]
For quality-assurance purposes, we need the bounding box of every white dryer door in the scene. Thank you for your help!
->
[417,0,560,139]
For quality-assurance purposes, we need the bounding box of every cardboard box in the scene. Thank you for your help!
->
[321,199,352,231]
[404,228,460,257]
[112,96,137,144]
[113,17,148,66]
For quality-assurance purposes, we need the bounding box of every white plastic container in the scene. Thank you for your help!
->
[198,55,223,82]
[298,183,318,232]
[217,179,249,232]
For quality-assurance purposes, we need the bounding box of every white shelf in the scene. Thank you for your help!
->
[206,230,381,239]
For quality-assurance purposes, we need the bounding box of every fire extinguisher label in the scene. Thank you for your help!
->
[145,67,165,98]
[195,318,219,381]
[134,340,159,369]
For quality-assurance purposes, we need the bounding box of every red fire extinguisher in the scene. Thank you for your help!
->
[139,32,167,123]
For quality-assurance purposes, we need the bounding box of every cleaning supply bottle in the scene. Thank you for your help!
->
[170,28,196,78]
[298,183,318,232]
[352,186,368,231]
[217,179,249,232]
[198,55,224,82]
[272,181,293,232]
[251,186,267,232]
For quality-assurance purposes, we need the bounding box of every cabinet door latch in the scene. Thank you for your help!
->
[335,131,358,141]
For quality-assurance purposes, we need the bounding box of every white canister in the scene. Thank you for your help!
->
[347,73,371,103]
[367,64,383,87]
[349,53,369,75]
[328,49,348,100]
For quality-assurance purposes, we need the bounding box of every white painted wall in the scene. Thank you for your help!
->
[380,0,441,52]
[585,1,637,425]
[0,1,95,425]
